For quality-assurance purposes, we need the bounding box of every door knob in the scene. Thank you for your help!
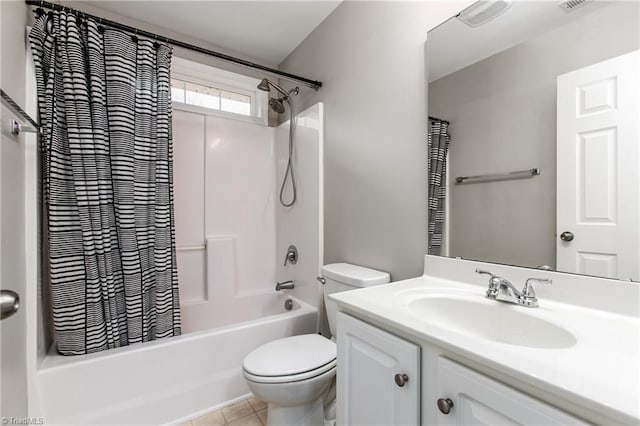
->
[394,373,409,387]
[1,290,20,320]
[560,231,574,241]
[437,398,454,415]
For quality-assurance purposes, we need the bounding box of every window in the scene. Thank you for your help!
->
[171,78,252,116]
[170,57,266,121]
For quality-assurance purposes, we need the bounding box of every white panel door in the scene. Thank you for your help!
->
[436,358,586,425]
[557,50,640,280]
[1,100,28,417]
[337,312,420,426]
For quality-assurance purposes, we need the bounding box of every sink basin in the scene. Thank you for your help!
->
[408,295,577,349]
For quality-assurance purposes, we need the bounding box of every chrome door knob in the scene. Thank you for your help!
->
[437,398,454,415]
[560,231,574,241]
[1,290,20,320]
[394,373,409,387]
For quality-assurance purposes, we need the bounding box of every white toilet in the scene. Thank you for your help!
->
[242,263,390,426]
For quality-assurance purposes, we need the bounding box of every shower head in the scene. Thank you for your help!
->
[257,78,299,99]
[269,97,287,114]
[257,78,271,92]
[258,78,298,114]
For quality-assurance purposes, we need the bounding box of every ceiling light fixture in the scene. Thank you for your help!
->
[456,0,513,27]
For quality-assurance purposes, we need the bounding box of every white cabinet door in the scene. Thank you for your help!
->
[556,49,640,280]
[336,312,420,426]
[435,358,587,425]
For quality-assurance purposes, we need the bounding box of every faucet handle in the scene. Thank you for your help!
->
[522,278,552,299]
[476,269,503,298]
[283,245,298,266]
[475,268,495,276]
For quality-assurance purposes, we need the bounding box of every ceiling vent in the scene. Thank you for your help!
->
[456,1,513,27]
[558,0,591,12]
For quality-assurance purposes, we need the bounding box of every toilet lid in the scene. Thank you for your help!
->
[243,334,336,377]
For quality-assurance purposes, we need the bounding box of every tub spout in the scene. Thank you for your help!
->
[276,280,294,291]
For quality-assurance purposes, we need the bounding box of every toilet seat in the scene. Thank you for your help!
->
[243,359,336,384]
[243,334,336,384]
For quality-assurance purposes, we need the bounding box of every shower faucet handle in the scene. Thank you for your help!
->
[283,245,298,266]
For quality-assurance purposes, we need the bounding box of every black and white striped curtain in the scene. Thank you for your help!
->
[29,11,181,355]
[427,118,451,256]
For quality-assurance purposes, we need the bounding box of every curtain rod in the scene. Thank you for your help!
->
[25,0,323,90]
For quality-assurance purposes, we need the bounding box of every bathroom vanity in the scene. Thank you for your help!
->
[331,256,640,426]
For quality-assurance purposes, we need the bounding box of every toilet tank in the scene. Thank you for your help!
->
[321,263,390,338]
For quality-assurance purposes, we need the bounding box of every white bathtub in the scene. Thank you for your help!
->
[35,294,317,425]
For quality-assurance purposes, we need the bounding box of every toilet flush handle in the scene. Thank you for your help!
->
[316,276,326,284]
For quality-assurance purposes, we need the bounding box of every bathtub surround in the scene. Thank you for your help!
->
[276,103,324,310]
[173,102,323,332]
[29,11,181,355]
[173,110,276,332]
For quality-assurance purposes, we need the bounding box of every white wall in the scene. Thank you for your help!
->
[276,103,324,309]
[279,1,473,280]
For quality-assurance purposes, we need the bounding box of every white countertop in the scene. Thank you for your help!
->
[330,275,640,424]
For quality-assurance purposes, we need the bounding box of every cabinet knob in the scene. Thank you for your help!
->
[394,373,409,387]
[437,398,454,415]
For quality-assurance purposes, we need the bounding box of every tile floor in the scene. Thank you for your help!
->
[181,396,268,426]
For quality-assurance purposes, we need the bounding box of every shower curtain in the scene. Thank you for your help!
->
[427,117,451,256]
[29,11,181,355]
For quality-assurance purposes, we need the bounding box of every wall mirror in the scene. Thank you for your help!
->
[427,0,640,281]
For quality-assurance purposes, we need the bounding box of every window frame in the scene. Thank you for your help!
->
[171,56,268,125]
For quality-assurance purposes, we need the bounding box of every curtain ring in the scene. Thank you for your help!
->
[45,11,54,35]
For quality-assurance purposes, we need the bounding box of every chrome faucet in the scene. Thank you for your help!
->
[275,280,295,291]
[475,269,551,308]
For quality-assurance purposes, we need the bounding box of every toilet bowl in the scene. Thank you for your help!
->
[243,335,336,425]
[242,263,390,426]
